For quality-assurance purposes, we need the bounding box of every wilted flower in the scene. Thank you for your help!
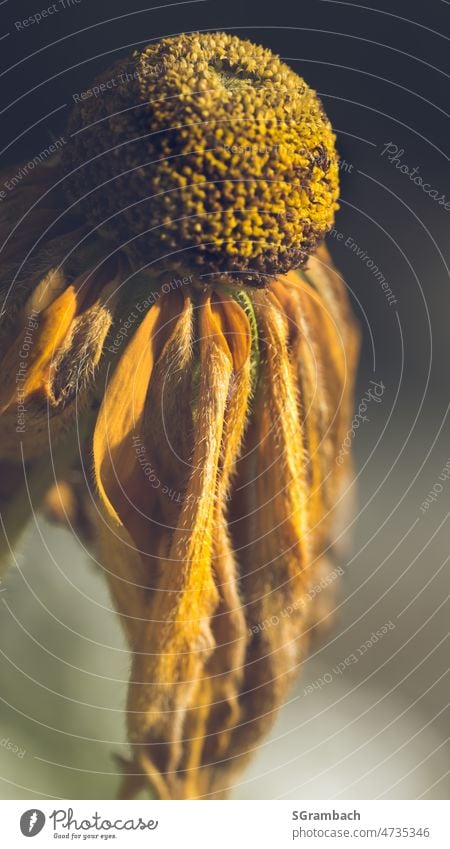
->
[0,33,359,799]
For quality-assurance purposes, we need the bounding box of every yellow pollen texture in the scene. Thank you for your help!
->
[64,32,339,283]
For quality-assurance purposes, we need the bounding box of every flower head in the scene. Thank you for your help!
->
[63,32,339,284]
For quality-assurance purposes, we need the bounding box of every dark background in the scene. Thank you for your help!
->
[0,0,448,800]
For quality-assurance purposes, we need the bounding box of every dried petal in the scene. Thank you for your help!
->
[0,257,123,461]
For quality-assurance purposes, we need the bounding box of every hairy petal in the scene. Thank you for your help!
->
[0,258,122,461]
[211,290,312,793]
[190,292,252,797]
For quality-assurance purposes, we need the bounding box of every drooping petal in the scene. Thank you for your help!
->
[206,289,312,795]
[274,247,360,548]
[93,291,188,645]
[0,256,123,461]
[186,291,252,797]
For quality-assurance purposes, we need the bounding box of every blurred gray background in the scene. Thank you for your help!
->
[0,0,448,800]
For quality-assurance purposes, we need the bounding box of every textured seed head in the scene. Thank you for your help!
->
[63,32,339,285]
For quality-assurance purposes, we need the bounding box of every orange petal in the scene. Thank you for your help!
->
[210,290,312,794]
[0,286,78,412]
